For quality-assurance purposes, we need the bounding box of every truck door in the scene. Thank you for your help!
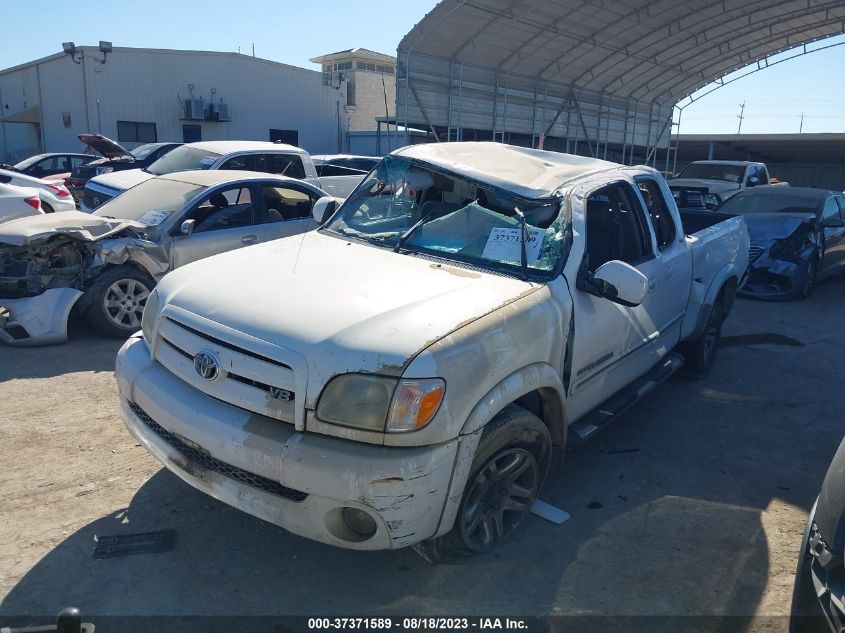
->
[565,180,685,420]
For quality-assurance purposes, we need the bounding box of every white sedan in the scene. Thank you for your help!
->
[0,183,43,223]
[0,168,76,214]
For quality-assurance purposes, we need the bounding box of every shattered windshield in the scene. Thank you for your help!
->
[322,155,566,278]
[92,178,203,225]
[146,146,221,176]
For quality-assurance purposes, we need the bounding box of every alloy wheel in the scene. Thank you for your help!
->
[103,279,150,330]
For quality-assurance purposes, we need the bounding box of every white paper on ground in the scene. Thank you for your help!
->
[530,499,571,525]
[481,227,545,264]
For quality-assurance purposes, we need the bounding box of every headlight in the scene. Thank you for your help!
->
[703,193,720,207]
[386,378,445,432]
[141,289,160,344]
[96,166,114,175]
[316,374,445,432]
[317,374,398,431]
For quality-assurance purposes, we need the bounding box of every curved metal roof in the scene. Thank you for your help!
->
[399,0,845,104]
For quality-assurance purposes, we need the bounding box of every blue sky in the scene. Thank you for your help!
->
[3,0,843,135]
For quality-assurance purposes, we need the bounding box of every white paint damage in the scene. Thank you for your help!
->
[118,142,750,551]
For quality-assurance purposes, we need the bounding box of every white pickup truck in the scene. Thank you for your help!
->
[668,160,770,209]
[82,141,363,211]
[116,142,749,562]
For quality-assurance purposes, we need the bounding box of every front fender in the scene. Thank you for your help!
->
[433,363,568,537]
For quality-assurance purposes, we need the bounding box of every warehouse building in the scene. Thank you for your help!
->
[0,45,350,162]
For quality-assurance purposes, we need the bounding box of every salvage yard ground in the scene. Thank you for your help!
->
[1,278,843,627]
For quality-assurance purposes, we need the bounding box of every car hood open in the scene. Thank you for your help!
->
[156,231,538,395]
[78,134,133,160]
[0,211,145,246]
[743,212,815,244]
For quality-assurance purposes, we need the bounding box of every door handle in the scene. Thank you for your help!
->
[241,235,258,245]
[648,278,658,292]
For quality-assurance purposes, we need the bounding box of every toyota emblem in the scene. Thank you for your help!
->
[193,351,220,381]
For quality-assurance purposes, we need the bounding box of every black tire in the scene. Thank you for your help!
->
[412,405,552,563]
[798,251,820,299]
[84,266,154,338]
[679,300,724,378]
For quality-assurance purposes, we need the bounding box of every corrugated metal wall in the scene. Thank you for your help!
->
[1,47,347,158]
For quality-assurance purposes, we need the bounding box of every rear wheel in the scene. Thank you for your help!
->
[679,300,724,378]
[412,406,551,563]
[84,266,154,338]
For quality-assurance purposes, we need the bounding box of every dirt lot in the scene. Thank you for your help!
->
[1,277,843,630]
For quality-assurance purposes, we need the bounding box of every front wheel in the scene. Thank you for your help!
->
[412,406,552,563]
[84,266,154,338]
[798,251,820,299]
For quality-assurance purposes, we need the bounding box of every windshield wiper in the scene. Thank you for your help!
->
[514,206,529,280]
[393,208,440,252]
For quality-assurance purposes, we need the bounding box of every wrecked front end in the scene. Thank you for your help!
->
[0,232,168,346]
[739,224,818,300]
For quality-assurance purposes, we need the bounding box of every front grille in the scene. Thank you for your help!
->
[83,189,113,210]
[748,244,766,262]
[129,401,307,502]
[158,319,295,403]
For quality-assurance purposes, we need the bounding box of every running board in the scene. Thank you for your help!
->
[567,352,685,447]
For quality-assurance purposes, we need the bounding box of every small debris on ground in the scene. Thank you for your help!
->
[606,447,640,455]
[587,500,604,509]
[92,530,175,559]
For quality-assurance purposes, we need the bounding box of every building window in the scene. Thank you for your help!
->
[376,64,394,74]
[357,61,376,71]
[182,124,201,143]
[333,61,352,71]
[269,129,299,146]
[117,121,157,143]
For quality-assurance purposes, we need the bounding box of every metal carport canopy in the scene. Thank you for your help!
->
[396,0,845,162]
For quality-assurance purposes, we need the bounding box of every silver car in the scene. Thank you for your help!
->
[0,170,333,346]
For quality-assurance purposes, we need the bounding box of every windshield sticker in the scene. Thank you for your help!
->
[138,210,171,226]
[482,227,545,263]
[200,156,217,165]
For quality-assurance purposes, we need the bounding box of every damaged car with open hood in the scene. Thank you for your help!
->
[717,185,845,299]
[0,170,332,345]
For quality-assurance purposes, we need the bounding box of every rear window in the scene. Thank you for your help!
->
[147,146,221,175]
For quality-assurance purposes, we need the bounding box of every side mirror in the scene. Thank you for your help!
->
[822,217,845,229]
[590,260,649,307]
[747,176,760,187]
[180,219,196,237]
[312,196,341,224]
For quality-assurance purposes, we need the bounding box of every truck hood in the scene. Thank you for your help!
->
[156,231,537,390]
[668,178,742,195]
[743,212,815,244]
[78,134,132,159]
[0,210,145,246]
[90,168,154,192]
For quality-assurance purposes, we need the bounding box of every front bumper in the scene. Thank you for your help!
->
[738,258,809,301]
[0,288,82,346]
[116,335,461,550]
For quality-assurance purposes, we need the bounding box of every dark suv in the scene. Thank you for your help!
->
[67,134,180,200]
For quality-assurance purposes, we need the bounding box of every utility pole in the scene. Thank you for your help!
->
[799,112,804,133]
[736,101,745,134]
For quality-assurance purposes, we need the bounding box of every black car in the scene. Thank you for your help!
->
[2,152,96,178]
[791,436,845,632]
[716,186,845,299]
[67,134,181,199]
